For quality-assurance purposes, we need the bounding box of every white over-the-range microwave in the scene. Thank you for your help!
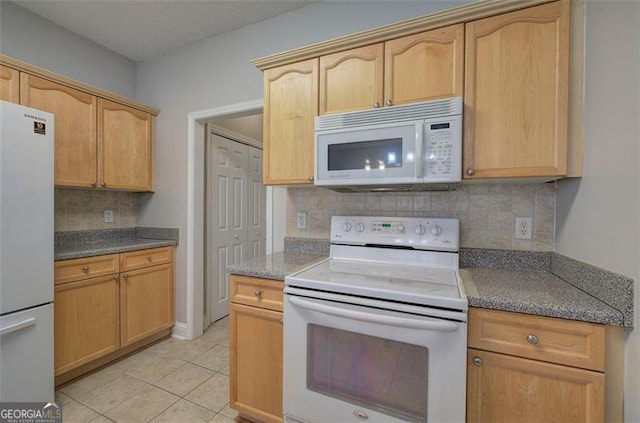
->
[314,97,462,192]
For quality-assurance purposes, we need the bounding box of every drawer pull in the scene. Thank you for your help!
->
[527,334,539,345]
[254,289,262,297]
[82,266,90,273]
[472,356,483,366]
[147,256,152,262]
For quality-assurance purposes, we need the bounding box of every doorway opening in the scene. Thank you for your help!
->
[203,116,265,328]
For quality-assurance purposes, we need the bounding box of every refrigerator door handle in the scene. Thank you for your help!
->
[0,317,36,336]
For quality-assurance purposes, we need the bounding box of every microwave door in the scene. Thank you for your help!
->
[315,122,422,186]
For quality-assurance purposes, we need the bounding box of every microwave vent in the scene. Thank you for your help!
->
[316,97,462,131]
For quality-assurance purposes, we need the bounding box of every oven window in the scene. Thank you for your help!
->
[328,138,403,171]
[307,324,428,423]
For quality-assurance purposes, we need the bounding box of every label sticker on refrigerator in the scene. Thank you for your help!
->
[33,122,46,135]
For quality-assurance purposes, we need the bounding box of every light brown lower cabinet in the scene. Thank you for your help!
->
[54,274,120,376]
[466,307,624,423]
[120,262,174,347]
[54,246,174,383]
[229,274,283,423]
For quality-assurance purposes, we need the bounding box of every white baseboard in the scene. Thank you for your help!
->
[171,322,189,340]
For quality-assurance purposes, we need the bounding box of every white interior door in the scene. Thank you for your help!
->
[247,146,265,259]
[205,131,264,323]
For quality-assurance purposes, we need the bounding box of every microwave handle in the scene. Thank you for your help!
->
[288,295,459,331]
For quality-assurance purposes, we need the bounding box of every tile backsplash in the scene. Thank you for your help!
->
[286,183,556,251]
[55,188,137,231]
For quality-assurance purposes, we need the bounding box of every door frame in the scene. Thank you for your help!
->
[184,99,281,340]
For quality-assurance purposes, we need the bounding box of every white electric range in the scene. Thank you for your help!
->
[283,215,468,423]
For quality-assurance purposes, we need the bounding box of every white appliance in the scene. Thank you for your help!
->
[284,216,467,423]
[314,97,462,192]
[0,100,55,402]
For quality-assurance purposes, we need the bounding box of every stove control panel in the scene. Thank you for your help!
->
[331,215,459,252]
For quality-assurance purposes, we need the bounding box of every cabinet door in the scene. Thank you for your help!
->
[54,275,120,375]
[467,348,604,423]
[0,65,19,103]
[120,263,174,347]
[263,59,318,185]
[20,74,98,187]
[98,98,153,191]
[319,43,384,115]
[230,302,283,423]
[464,1,570,179]
[384,24,464,106]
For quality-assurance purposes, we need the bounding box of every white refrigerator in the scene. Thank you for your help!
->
[0,100,55,402]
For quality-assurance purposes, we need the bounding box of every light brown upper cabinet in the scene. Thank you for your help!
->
[263,59,318,185]
[20,75,154,191]
[0,65,19,103]
[319,24,464,115]
[98,99,154,191]
[384,24,464,107]
[20,74,98,188]
[319,44,384,115]
[464,1,571,179]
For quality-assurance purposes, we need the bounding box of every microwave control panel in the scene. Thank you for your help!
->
[424,116,462,181]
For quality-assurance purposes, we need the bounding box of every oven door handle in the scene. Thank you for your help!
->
[288,296,459,331]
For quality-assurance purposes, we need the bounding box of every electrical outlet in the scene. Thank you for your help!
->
[515,217,532,240]
[296,212,307,229]
[104,209,114,223]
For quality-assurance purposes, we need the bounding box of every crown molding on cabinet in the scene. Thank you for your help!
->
[0,54,160,115]
[252,0,556,70]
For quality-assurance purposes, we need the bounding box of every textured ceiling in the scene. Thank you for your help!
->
[12,0,318,62]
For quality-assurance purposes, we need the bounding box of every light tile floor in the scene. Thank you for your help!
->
[56,317,245,423]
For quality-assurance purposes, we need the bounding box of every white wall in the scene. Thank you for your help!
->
[135,0,473,325]
[0,1,136,97]
[555,1,640,420]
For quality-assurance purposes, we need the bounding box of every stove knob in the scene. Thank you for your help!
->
[397,224,405,232]
[343,222,352,232]
[415,224,426,235]
[430,225,443,236]
[355,222,365,232]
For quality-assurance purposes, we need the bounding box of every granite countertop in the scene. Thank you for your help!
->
[227,239,634,328]
[227,251,327,281]
[55,227,179,261]
[461,268,625,326]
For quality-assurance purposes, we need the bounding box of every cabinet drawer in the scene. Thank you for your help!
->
[120,246,173,271]
[468,308,605,371]
[230,275,283,312]
[55,254,119,285]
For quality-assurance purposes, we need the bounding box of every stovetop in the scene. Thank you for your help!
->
[285,216,467,312]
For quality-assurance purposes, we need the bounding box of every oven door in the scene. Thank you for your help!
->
[283,287,467,423]
[314,121,422,186]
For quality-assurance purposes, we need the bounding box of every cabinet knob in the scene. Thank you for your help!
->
[146,256,152,262]
[100,182,106,187]
[308,176,314,182]
[527,334,539,345]
[124,274,129,279]
[114,275,119,281]
[472,356,483,366]
[82,266,90,273]
[254,289,262,297]
[373,102,380,108]
[91,181,97,187]
[466,168,475,176]
[385,99,393,107]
